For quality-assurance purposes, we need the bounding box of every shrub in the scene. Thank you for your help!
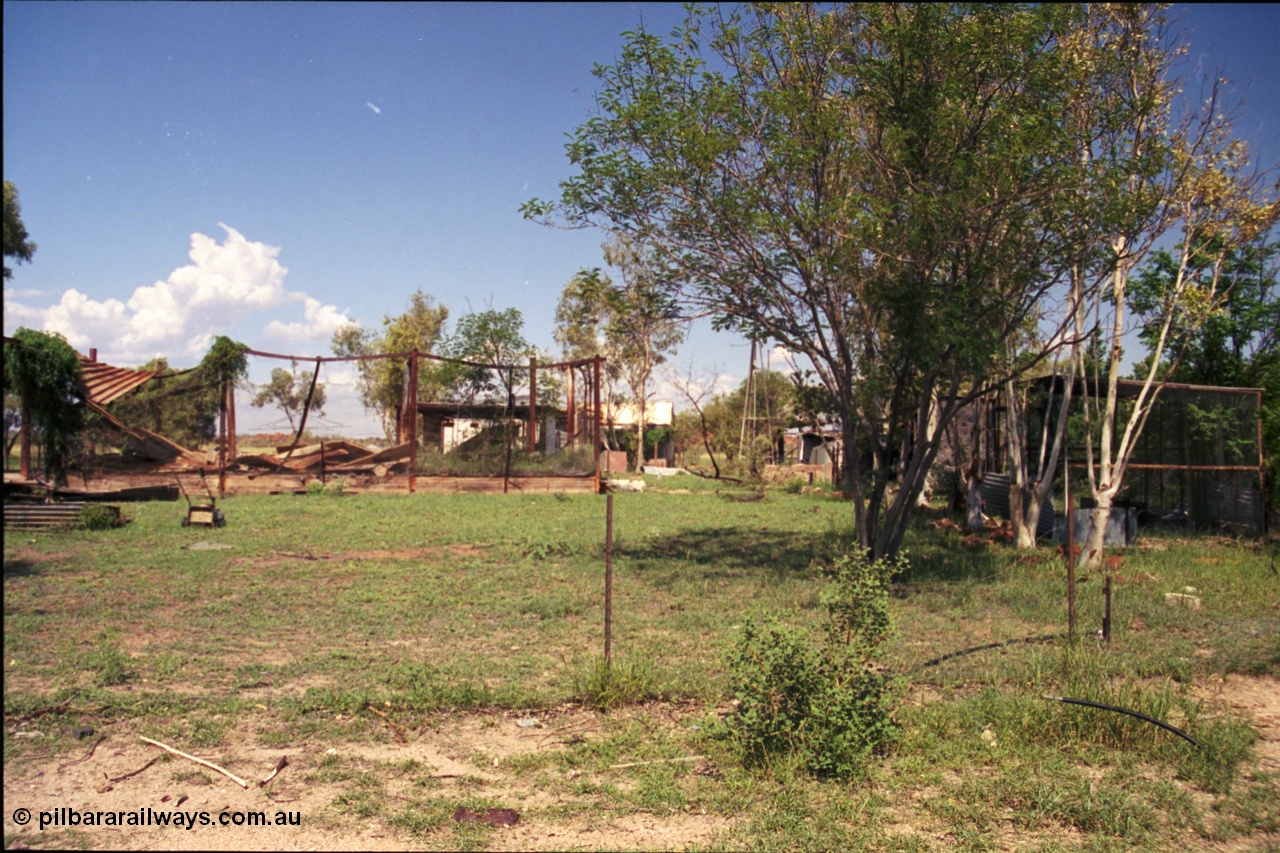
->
[79,504,123,530]
[725,548,906,778]
[305,479,347,497]
[89,639,133,686]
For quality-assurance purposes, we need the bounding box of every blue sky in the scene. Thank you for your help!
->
[5,2,1278,437]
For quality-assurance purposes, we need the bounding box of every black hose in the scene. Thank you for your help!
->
[903,633,1072,676]
[1041,695,1201,748]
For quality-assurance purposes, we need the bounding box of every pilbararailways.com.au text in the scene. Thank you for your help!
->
[34,806,300,831]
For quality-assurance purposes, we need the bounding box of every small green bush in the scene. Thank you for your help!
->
[89,640,133,686]
[79,504,122,530]
[725,548,906,778]
[306,479,347,497]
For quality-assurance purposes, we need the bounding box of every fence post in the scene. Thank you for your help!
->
[567,366,577,448]
[1103,574,1112,643]
[528,356,537,454]
[407,351,418,494]
[1066,468,1076,640]
[605,492,614,667]
[218,376,227,498]
[593,357,603,494]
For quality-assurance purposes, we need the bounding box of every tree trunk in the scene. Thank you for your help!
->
[966,475,984,530]
[1080,487,1116,568]
[634,395,646,473]
[915,391,940,508]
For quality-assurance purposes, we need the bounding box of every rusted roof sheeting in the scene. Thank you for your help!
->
[78,354,157,405]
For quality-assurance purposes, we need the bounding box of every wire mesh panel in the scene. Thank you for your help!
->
[1028,377,1266,534]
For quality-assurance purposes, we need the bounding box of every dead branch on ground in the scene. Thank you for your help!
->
[140,736,249,789]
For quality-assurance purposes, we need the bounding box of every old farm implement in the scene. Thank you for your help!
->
[176,469,224,528]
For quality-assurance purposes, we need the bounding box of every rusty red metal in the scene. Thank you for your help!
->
[77,353,159,405]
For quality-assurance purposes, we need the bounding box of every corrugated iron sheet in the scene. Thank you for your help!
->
[78,354,157,405]
[979,473,1057,541]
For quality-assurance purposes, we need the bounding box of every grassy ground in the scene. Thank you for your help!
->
[4,480,1278,850]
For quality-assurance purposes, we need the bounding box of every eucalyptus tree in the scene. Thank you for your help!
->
[250,363,327,433]
[331,289,449,443]
[555,236,686,471]
[527,3,1102,558]
[3,181,36,279]
[1065,5,1280,567]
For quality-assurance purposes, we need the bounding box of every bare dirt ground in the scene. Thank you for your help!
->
[7,676,1280,850]
[1195,675,1280,775]
[4,705,729,851]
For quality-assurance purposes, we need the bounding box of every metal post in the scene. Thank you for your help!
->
[605,492,614,667]
[1066,465,1076,640]
[1259,390,1268,537]
[528,356,537,454]
[218,377,227,498]
[407,351,418,494]
[226,376,237,462]
[593,356,603,494]
[567,366,576,447]
[1103,575,1112,644]
[19,401,31,479]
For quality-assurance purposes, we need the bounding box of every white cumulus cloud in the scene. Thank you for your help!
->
[264,297,350,344]
[14,224,345,365]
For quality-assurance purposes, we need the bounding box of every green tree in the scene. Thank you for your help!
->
[4,328,82,484]
[1066,6,1279,568]
[556,237,686,470]
[1130,235,1278,388]
[440,307,534,403]
[331,290,449,442]
[251,363,327,433]
[1129,230,1279,515]
[3,181,37,279]
[106,357,219,451]
[105,337,248,451]
[527,4,1101,557]
[697,370,798,473]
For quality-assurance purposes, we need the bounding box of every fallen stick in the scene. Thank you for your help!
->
[140,737,249,789]
[107,755,162,783]
[59,735,105,769]
[364,705,407,743]
[259,756,289,787]
[608,755,705,770]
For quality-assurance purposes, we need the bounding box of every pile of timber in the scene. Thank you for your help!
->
[3,480,178,503]
[232,441,410,476]
[88,401,215,469]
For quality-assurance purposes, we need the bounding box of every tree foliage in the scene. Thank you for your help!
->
[528,3,1103,557]
[331,289,449,442]
[556,236,686,470]
[1130,229,1280,514]
[1064,5,1279,566]
[439,307,535,403]
[1130,235,1278,388]
[3,181,37,279]
[4,328,82,484]
[698,370,797,468]
[105,337,248,451]
[251,362,327,432]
